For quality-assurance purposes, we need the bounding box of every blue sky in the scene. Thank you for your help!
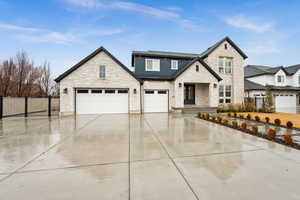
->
[0,0,300,77]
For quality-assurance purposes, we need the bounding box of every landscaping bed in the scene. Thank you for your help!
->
[198,113,300,150]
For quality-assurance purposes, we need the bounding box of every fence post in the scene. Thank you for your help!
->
[25,97,28,117]
[0,96,3,119]
[48,96,51,117]
[254,96,257,109]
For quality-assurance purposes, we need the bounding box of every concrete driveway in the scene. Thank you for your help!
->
[0,113,300,200]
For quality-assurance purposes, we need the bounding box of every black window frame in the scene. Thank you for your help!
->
[105,89,115,94]
[158,90,167,94]
[91,89,102,94]
[118,90,128,94]
[77,89,89,94]
[145,90,154,94]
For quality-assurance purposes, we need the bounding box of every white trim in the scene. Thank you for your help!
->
[171,60,178,70]
[145,58,160,71]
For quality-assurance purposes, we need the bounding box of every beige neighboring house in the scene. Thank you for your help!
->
[55,37,247,115]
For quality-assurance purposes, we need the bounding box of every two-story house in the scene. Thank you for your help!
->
[55,37,247,115]
[245,64,300,113]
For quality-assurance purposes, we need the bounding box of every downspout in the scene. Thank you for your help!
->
[140,82,143,114]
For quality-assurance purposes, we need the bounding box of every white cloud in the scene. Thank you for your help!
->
[246,41,280,54]
[0,23,42,32]
[17,32,77,44]
[224,15,273,33]
[64,0,201,31]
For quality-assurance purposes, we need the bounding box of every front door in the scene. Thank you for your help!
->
[184,84,195,104]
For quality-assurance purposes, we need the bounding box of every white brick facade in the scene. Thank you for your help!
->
[59,51,141,115]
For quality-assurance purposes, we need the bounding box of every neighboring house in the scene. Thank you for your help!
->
[244,64,300,113]
[55,37,247,115]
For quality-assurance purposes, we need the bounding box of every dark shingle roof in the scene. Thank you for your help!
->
[266,85,300,91]
[132,50,200,59]
[244,65,289,78]
[285,64,300,75]
[244,80,266,90]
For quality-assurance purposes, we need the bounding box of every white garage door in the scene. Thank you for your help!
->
[76,89,128,114]
[144,90,168,113]
[275,95,296,113]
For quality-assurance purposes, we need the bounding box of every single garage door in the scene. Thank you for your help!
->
[275,95,296,113]
[144,90,168,113]
[76,89,128,114]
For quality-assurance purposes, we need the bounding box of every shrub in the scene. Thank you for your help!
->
[211,116,216,121]
[267,128,276,139]
[233,113,237,118]
[265,117,270,123]
[241,122,247,129]
[255,116,260,122]
[227,113,231,117]
[251,125,258,134]
[246,114,252,120]
[274,118,281,126]
[283,134,293,145]
[205,113,210,120]
[217,116,222,122]
[232,121,238,128]
[197,112,202,118]
[286,121,293,129]
[239,114,244,118]
[223,119,228,124]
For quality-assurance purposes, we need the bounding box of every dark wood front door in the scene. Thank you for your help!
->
[184,84,195,104]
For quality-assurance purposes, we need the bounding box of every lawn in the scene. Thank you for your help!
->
[237,112,300,129]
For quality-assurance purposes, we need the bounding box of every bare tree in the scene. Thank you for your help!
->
[37,61,52,96]
[0,58,16,96]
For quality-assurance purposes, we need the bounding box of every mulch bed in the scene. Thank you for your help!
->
[198,116,300,151]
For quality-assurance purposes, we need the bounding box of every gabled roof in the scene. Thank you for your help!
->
[285,64,300,75]
[55,47,141,83]
[244,79,266,91]
[173,57,222,81]
[244,65,289,78]
[199,36,248,59]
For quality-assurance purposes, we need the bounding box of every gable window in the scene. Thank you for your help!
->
[277,75,284,83]
[99,65,106,79]
[224,44,228,50]
[218,57,233,74]
[219,85,232,104]
[145,59,160,71]
[196,65,199,72]
[171,60,178,70]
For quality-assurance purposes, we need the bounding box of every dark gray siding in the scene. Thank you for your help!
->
[134,56,192,77]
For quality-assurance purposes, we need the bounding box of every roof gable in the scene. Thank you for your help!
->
[200,36,248,59]
[55,47,140,82]
[174,57,222,81]
[285,64,300,75]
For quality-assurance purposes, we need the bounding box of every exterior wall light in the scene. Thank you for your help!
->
[213,83,217,88]
[179,83,182,87]
[63,88,68,94]
[133,88,137,94]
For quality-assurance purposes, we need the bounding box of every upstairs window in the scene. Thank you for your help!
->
[277,75,284,83]
[145,59,160,71]
[99,65,106,79]
[171,60,178,70]
[218,57,233,74]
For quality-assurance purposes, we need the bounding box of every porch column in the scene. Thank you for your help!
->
[209,83,218,107]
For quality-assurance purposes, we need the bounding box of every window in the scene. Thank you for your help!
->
[158,90,167,94]
[277,75,284,83]
[118,90,128,94]
[91,89,102,94]
[105,90,115,93]
[171,60,178,70]
[145,90,154,94]
[145,59,160,71]
[219,85,231,104]
[77,89,89,94]
[218,57,232,74]
[224,43,228,49]
[100,65,106,79]
[196,65,199,72]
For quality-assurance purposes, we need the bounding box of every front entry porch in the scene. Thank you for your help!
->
[184,83,210,107]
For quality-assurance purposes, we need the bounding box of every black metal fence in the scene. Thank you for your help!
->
[0,96,59,119]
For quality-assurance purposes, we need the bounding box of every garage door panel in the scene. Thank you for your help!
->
[76,89,128,114]
[144,90,168,113]
[275,96,296,114]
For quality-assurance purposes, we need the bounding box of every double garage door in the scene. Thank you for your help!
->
[76,89,128,114]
